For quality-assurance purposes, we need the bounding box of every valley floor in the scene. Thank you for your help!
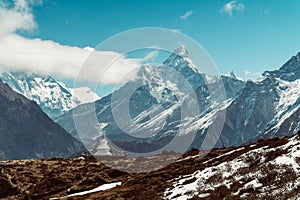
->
[1,133,300,200]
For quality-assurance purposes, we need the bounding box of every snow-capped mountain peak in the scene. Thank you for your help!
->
[163,45,197,72]
[263,52,300,82]
[225,71,244,81]
[0,71,100,119]
[160,46,207,90]
[281,52,300,71]
[56,48,300,157]
[173,45,190,57]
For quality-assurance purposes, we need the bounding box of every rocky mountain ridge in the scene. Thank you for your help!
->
[0,71,100,119]
[0,80,86,160]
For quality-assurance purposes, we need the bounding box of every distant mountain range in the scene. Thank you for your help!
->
[1,46,299,157]
[55,46,244,154]
[56,46,300,154]
[0,80,86,160]
[0,72,100,119]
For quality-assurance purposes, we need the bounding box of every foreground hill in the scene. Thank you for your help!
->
[1,131,300,199]
[0,80,86,160]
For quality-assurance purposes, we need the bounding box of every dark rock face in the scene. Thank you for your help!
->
[215,78,279,147]
[0,175,19,198]
[206,53,300,148]
[0,80,86,160]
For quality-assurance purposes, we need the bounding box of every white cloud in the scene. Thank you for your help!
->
[0,0,149,85]
[0,0,37,38]
[0,34,150,84]
[170,29,182,37]
[181,10,193,20]
[244,70,261,80]
[77,49,148,85]
[244,70,251,75]
[220,1,245,17]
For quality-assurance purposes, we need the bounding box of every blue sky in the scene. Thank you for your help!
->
[25,0,300,79]
[1,0,300,96]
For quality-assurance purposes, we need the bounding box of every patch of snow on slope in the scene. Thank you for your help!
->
[164,135,300,199]
[267,78,300,133]
[205,74,217,84]
[181,98,233,136]
[273,136,300,172]
[67,182,121,197]
[69,87,101,104]
[275,78,300,117]
[244,179,263,188]
[203,147,245,164]
[49,182,122,199]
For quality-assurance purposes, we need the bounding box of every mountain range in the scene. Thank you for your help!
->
[0,80,86,160]
[1,46,299,158]
[0,45,299,199]
[0,71,100,119]
[55,46,300,154]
